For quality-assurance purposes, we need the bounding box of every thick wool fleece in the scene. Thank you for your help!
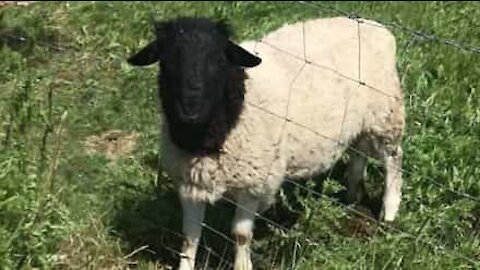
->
[159,17,405,208]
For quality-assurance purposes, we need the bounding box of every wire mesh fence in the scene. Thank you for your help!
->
[152,2,479,267]
[1,1,479,269]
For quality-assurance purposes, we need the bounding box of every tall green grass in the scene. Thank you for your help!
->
[0,1,479,269]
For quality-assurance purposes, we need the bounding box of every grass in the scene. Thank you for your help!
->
[1,1,479,269]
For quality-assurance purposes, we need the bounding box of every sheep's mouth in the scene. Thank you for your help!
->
[175,102,207,125]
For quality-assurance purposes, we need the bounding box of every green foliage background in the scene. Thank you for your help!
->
[0,1,479,269]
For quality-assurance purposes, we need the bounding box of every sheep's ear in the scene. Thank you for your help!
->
[226,41,262,68]
[127,40,161,66]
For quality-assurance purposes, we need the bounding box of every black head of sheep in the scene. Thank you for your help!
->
[128,17,262,154]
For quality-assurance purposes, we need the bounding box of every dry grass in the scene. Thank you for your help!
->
[55,217,134,270]
[0,1,36,8]
[84,130,139,164]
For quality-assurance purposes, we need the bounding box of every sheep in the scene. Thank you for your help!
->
[127,16,405,270]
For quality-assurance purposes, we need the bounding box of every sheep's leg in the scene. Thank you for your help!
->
[178,195,206,270]
[380,146,403,222]
[346,150,368,204]
[231,194,260,270]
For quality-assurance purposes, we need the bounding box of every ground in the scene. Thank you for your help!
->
[0,1,479,270]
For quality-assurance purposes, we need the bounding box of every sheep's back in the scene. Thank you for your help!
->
[241,16,403,179]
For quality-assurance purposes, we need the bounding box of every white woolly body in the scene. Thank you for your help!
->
[159,17,405,208]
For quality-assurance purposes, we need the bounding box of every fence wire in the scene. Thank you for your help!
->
[249,22,480,204]
[209,10,479,267]
[242,17,478,266]
[297,1,480,55]
[2,2,479,269]
[283,179,480,266]
[168,186,479,269]
[157,223,234,270]
[150,25,479,263]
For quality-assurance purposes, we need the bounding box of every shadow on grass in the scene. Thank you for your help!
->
[111,153,386,269]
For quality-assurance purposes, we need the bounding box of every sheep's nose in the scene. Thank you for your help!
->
[178,97,203,124]
[187,78,203,90]
[184,100,201,115]
[186,61,203,88]
[181,91,202,115]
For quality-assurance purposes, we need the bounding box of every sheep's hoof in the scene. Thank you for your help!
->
[378,208,396,232]
[233,259,252,270]
[178,259,195,270]
[234,244,252,270]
